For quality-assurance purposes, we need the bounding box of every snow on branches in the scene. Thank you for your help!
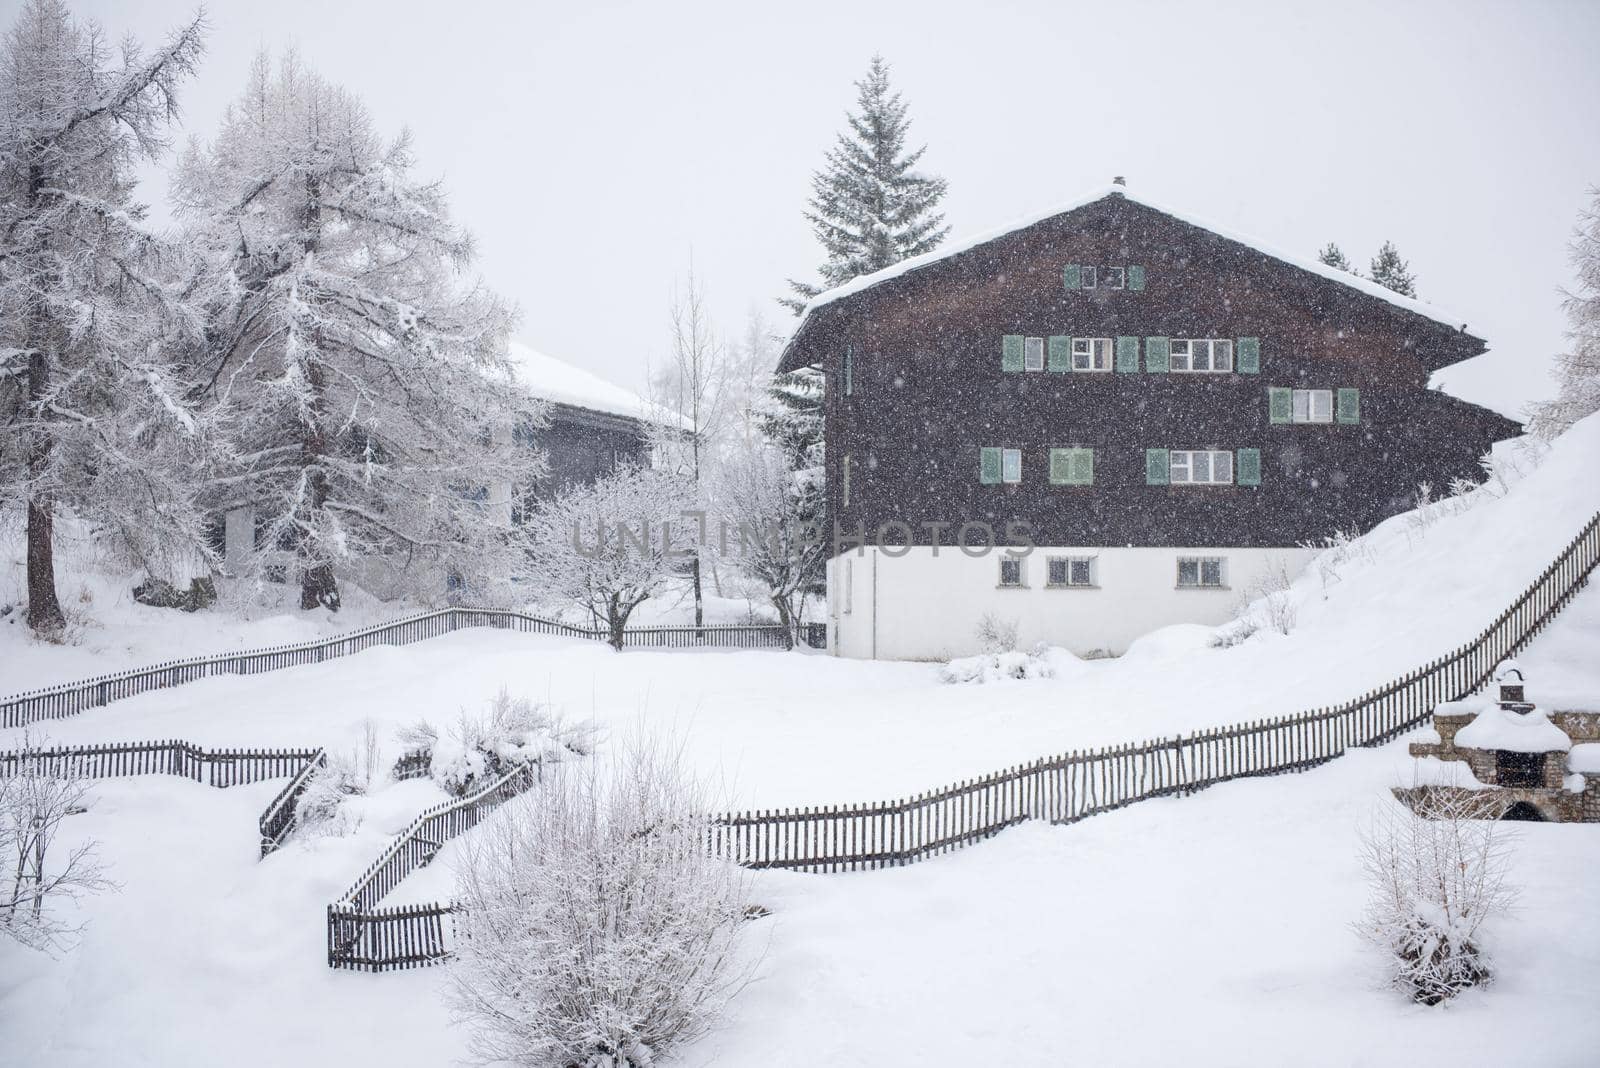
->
[172,51,544,610]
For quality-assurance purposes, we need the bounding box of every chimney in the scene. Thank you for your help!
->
[1113,175,1126,187]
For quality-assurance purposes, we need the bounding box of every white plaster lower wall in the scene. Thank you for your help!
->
[826,545,1316,660]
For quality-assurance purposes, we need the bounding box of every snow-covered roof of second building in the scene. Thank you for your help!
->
[796,184,1473,333]
[504,341,682,429]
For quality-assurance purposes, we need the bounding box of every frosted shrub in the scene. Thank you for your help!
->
[974,612,1020,655]
[1356,793,1516,1005]
[1242,559,1298,636]
[293,753,367,836]
[941,643,1058,684]
[450,739,755,1068]
[431,690,595,797]
[0,762,112,953]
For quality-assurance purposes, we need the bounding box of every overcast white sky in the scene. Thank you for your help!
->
[87,0,1600,419]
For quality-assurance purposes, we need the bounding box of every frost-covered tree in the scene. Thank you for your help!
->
[172,52,543,611]
[451,737,753,1068]
[1,760,112,954]
[753,367,825,595]
[1368,240,1418,297]
[0,0,210,634]
[717,439,825,645]
[1528,188,1600,440]
[522,464,695,649]
[1317,242,1358,274]
[782,54,949,314]
[650,266,729,629]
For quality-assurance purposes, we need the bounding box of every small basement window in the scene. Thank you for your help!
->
[1024,336,1046,372]
[1103,266,1125,290]
[1293,388,1334,423]
[1177,556,1226,589]
[1047,556,1096,588]
[999,556,1025,588]
[1169,449,1234,485]
[1072,337,1114,372]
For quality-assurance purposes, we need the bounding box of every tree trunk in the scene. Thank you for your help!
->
[771,594,796,650]
[691,553,704,634]
[296,174,340,613]
[607,605,626,651]
[26,496,64,634]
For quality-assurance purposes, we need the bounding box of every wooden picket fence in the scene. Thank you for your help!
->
[0,739,317,787]
[1,609,816,730]
[327,762,542,971]
[258,749,329,857]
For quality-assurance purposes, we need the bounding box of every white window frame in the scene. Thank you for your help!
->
[1176,555,1227,589]
[1102,266,1125,290]
[1071,337,1113,372]
[1169,449,1234,485]
[998,555,1026,588]
[1292,388,1334,424]
[1046,555,1096,589]
[842,453,851,506]
[1024,336,1046,372]
[1001,448,1022,484]
[844,557,853,613]
[1169,338,1234,373]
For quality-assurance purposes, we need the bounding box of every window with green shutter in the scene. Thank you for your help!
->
[1002,335,1024,372]
[1145,337,1170,373]
[1128,265,1145,291]
[1268,387,1293,424]
[1062,265,1081,291]
[1237,337,1261,374]
[1115,336,1140,373]
[1337,388,1361,424]
[1237,448,1261,486]
[1145,448,1169,485]
[1047,335,1071,372]
[980,447,1002,485]
[1049,448,1095,486]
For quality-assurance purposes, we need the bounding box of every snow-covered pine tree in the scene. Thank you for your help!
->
[0,0,210,635]
[1528,188,1600,439]
[781,54,949,314]
[1368,240,1418,297]
[173,52,544,612]
[753,367,825,597]
[1317,242,1358,274]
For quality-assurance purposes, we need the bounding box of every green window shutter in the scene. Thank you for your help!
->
[1237,337,1261,374]
[1115,336,1140,373]
[1062,265,1081,291]
[1047,335,1071,373]
[980,447,1002,485]
[1145,448,1169,485]
[1002,335,1024,372]
[1237,448,1261,486]
[1268,387,1293,424]
[1128,265,1145,291]
[1337,387,1361,424]
[1071,447,1095,485]
[844,346,853,396]
[1049,448,1072,484]
[1145,336,1170,373]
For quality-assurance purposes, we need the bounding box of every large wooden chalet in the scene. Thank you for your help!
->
[778,182,1521,660]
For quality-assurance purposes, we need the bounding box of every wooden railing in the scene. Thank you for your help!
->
[1,610,814,729]
[327,761,542,971]
[258,749,329,857]
[0,739,318,786]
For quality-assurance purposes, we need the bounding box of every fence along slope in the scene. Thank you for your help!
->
[2,610,808,729]
[717,510,1600,871]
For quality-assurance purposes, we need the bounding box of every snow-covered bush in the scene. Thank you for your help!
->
[1239,558,1297,636]
[0,761,111,953]
[293,753,368,837]
[974,612,1020,655]
[941,643,1060,684]
[430,690,594,798]
[1356,792,1517,1005]
[450,737,755,1068]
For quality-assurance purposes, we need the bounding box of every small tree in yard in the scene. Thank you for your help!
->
[1356,792,1516,1005]
[450,738,755,1068]
[1,764,112,953]
[524,465,695,649]
[717,439,825,646]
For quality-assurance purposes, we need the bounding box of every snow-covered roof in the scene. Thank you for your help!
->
[503,341,684,430]
[795,184,1473,332]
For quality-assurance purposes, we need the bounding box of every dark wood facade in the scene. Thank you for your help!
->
[781,193,1520,549]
